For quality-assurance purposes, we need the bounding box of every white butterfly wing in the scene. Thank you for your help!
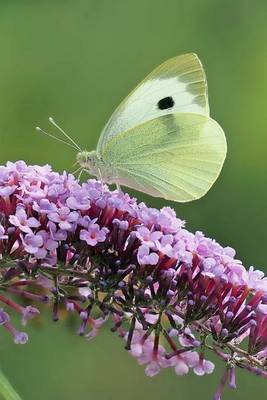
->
[101,113,226,202]
[97,53,209,153]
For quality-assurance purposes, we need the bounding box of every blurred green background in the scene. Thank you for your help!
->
[0,0,266,399]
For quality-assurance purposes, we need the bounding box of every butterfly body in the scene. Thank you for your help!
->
[76,150,116,184]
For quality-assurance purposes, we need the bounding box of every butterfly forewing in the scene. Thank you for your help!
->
[101,113,226,202]
[97,53,209,153]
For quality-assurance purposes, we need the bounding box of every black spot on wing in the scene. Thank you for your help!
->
[157,96,175,110]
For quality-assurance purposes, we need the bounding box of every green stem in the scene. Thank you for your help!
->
[0,369,22,400]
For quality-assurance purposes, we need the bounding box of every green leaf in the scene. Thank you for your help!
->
[0,369,22,400]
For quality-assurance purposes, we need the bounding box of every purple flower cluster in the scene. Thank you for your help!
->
[0,160,267,399]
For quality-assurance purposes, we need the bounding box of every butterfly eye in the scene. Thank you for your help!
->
[157,96,175,110]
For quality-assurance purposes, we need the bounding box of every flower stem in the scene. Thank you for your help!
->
[0,368,22,400]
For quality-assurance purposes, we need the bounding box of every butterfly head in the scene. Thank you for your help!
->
[76,150,100,174]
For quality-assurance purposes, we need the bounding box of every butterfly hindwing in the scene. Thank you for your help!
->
[101,113,226,202]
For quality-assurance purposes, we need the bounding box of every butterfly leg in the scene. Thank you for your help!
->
[72,166,82,175]
[78,168,85,181]
[97,168,104,184]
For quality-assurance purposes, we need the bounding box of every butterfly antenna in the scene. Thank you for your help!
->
[49,117,82,151]
[35,126,78,150]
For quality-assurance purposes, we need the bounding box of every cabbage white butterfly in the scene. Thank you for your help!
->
[37,53,226,202]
